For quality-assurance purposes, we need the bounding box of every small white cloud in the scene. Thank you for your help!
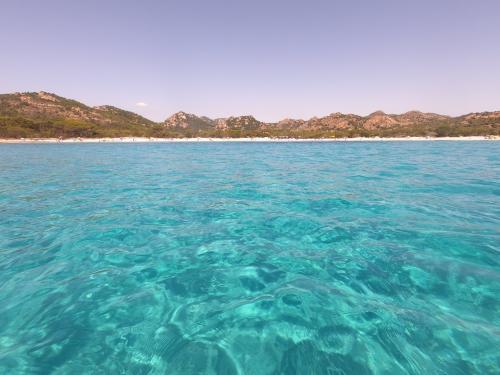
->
[135,102,148,107]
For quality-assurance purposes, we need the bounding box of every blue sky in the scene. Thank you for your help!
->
[1,0,499,121]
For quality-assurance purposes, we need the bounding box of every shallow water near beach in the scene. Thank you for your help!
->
[0,141,499,374]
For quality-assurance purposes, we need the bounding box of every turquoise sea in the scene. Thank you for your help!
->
[0,141,499,374]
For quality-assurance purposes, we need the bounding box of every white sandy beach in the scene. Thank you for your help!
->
[0,136,499,143]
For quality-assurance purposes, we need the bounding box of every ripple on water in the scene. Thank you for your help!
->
[0,142,499,374]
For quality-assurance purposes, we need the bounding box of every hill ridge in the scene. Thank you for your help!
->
[1,92,499,138]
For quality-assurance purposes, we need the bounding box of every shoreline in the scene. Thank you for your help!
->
[0,136,499,144]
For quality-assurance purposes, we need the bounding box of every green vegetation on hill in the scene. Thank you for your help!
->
[1,92,499,138]
[0,116,170,138]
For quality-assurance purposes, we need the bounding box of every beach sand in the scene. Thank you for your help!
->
[0,136,499,143]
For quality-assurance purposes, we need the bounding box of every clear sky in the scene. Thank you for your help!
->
[1,0,499,122]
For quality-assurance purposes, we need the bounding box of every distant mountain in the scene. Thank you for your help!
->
[215,116,264,131]
[163,113,264,131]
[0,92,155,127]
[1,92,499,138]
[163,111,214,131]
[274,113,363,131]
[0,92,158,138]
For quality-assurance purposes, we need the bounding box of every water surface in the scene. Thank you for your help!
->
[0,142,499,374]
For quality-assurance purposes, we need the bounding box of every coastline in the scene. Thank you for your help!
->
[0,136,499,143]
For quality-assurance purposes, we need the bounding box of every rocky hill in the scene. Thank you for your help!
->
[163,111,214,131]
[1,92,499,138]
[0,92,160,138]
[0,92,156,127]
[162,109,499,137]
[163,113,264,131]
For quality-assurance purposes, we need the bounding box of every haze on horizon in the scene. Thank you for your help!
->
[1,0,499,123]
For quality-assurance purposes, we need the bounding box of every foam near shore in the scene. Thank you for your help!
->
[0,136,499,143]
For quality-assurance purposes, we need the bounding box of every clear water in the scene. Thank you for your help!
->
[0,142,499,374]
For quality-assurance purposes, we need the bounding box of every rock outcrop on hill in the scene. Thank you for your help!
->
[1,91,499,138]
